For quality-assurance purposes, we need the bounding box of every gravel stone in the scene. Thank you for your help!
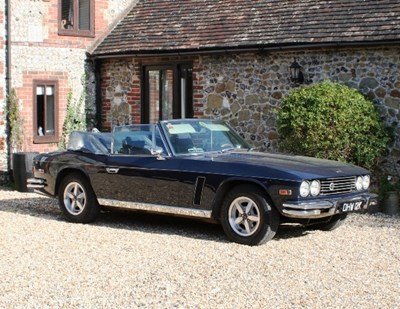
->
[0,187,399,308]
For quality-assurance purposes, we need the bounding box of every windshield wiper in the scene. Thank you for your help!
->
[220,147,235,153]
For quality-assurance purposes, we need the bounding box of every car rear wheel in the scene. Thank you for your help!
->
[221,185,279,246]
[58,173,100,223]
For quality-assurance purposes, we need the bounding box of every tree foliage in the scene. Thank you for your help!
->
[277,81,390,169]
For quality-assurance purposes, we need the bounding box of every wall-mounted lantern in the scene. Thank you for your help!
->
[289,58,305,85]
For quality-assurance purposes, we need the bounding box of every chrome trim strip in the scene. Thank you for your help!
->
[27,178,45,189]
[106,168,119,174]
[98,198,212,219]
[282,208,336,219]
[282,201,334,210]
[27,184,45,189]
[283,209,322,216]
[282,193,377,219]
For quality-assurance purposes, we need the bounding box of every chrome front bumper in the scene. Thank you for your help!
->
[282,193,378,219]
[27,177,46,189]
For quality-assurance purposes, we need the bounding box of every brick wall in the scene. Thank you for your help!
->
[100,57,142,130]
[100,55,202,129]
[17,70,69,153]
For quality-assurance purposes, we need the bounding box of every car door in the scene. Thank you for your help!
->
[90,124,196,208]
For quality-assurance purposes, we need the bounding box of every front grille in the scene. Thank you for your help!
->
[320,176,356,196]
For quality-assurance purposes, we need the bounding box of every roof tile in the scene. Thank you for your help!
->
[93,0,400,56]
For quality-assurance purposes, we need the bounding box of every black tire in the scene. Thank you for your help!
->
[309,213,348,231]
[58,173,100,223]
[220,184,280,246]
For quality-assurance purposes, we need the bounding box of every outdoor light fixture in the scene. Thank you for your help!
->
[289,58,305,84]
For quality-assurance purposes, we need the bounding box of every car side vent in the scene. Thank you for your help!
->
[320,177,356,196]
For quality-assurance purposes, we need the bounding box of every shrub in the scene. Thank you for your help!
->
[6,89,24,152]
[277,81,389,169]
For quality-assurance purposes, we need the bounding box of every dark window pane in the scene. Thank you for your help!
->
[79,0,90,30]
[61,0,74,29]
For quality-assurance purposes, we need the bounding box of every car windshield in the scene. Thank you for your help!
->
[112,124,166,155]
[160,119,251,155]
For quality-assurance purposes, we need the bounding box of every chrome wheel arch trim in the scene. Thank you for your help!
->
[97,198,212,219]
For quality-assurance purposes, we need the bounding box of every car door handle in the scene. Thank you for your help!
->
[106,168,119,174]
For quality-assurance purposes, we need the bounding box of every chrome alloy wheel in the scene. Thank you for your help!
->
[63,181,86,216]
[228,196,261,237]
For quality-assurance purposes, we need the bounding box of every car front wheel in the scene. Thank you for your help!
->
[221,185,280,246]
[58,173,100,223]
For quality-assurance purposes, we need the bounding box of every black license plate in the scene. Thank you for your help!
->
[340,201,364,212]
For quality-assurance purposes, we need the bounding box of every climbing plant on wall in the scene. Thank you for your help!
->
[59,90,87,149]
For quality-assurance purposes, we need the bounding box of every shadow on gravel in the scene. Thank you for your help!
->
[93,209,316,243]
[274,224,313,241]
[0,192,325,244]
[97,208,228,243]
[0,196,62,220]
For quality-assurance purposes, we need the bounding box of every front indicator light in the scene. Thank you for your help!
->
[279,189,293,196]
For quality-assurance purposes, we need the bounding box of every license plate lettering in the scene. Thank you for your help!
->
[341,201,363,212]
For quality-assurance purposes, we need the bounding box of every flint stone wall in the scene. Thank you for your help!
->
[101,46,399,175]
[0,1,7,177]
[199,46,400,174]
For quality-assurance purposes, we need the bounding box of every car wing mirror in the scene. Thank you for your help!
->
[150,146,166,160]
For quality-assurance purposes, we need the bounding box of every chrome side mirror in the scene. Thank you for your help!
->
[150,147,166,160]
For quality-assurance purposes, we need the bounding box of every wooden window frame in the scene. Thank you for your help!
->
[33,80,59,144]
[58,0,95,37]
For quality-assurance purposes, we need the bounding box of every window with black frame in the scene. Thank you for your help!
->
[59,0,94,37]
[142,63,193,123]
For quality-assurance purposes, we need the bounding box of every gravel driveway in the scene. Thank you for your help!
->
[0,187,399,308]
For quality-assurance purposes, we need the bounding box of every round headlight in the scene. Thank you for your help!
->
[362,175,370,190]
[310,180,321,196]
[300,181,310,197]
[355,176,363,191]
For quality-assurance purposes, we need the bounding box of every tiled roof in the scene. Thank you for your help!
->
[92,0,400,56]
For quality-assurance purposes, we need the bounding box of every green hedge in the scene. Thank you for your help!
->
[277,81,389,169]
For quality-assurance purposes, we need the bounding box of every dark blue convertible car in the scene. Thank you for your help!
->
[28,119,377,245]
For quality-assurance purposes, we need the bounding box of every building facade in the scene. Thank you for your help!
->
[96,46,400,161]
[1,0,400,182]
[92,0,400,175]
[0,0,136,181]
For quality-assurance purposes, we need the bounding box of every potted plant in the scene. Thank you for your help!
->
[7,89,38,192]
[379,176,400,215]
